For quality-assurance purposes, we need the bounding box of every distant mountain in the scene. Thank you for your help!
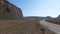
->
[24,16,52,20]
[57,15,60,18]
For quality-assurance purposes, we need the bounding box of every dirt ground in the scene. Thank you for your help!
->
[0,20,55,34]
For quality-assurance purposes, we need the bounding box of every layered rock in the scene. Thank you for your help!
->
[0,0,23,19]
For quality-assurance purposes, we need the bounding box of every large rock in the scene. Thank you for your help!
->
[0,0,23,19]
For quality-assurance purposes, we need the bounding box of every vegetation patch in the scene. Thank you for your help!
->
[46,18,60,25]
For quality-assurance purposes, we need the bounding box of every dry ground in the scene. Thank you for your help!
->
[0,19,55,34]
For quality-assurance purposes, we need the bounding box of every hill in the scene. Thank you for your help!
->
[46,15,60,25]
[24,16,52,20]
[46,18,60,25]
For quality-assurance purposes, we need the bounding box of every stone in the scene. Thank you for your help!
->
[0,0,23,19]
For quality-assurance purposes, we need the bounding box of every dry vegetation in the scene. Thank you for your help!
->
[46,18,60,25]
[0,19,55,34]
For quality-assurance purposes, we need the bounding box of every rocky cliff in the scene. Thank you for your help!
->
[0,0,23,19]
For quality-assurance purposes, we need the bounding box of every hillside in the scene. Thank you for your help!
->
[0,20,55,34]
[46,18,60,25]
[45,15,60,25]
[24,16,52,20]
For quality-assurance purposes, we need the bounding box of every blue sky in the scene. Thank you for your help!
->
[8,0,60,17]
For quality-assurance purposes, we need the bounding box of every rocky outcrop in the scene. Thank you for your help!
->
[0,0,23,19]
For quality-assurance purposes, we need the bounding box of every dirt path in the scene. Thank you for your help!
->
[40,20,60,34]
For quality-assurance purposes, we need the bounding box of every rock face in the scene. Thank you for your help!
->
[0,0,23,19]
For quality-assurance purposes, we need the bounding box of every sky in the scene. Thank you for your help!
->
[8,0,60,17]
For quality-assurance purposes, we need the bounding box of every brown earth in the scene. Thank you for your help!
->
[0,20,55,34]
